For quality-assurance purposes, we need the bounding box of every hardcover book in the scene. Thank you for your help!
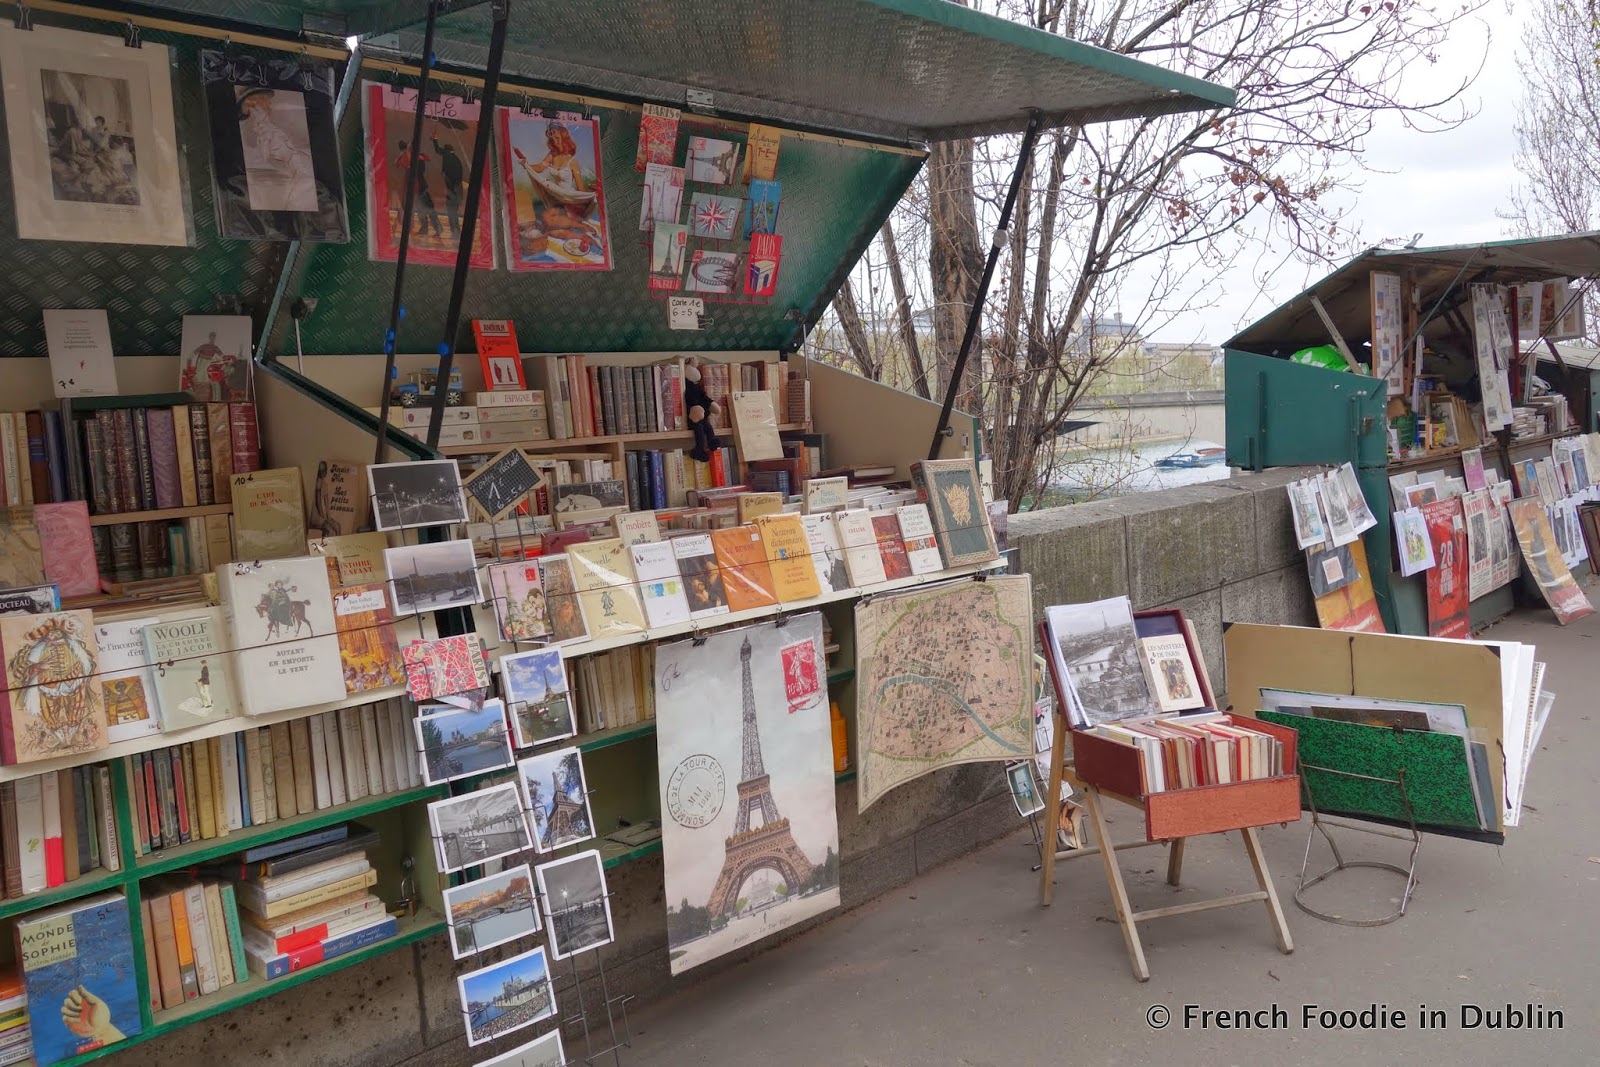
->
[835,509,887,587]
[565,539,646,638]
[16,892,142,1064]
[332,584,405,695]
[630,540,691,628]
[709,526,778,612]
[217,558,346,715]
[33,502,99,598]
[895,504,944,576]
[0,611,103,765]
[142,609,237,729]
[230,467,307,562]
[755,514,821,602]
[95,615,161,743]
[916,458,997,566]
[486,560,550,643]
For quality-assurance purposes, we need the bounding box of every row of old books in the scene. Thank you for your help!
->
[0,765,120,898]
[569,645,657,733]
[139,876,249,1011]
[0,970,25,1066]
[127,699,420,855]
[1087,713,1286,793]
[0,504,231,606]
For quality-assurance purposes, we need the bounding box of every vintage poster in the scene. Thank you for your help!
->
[1508,499,1595,624]
[1371,271,1405,397]
[1287,477,1329,549]
[362,82,494,269]
[1421,498,1470,638]
[654,615,839,975]
[179,314,253,403]
[856,576,1034,807]
[1470,284,1514,431]
[1461,489,1496,601]
[499,110,612,271]
[1488,480,1518,589]
[0,24,187,246]
[199,49,348,242]
[1310,539,1384,633]
[1393,507,1435,577]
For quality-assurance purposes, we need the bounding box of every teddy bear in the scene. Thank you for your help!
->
[683,359,722,461]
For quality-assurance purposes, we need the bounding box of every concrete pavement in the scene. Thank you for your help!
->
[619,609,1600,1066]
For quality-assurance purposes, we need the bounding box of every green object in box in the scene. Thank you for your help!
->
[1259,711,1483,832]
[1290,345,1350,371]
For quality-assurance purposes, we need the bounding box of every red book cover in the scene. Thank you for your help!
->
[144,754,162,849]
[33,501,100,598]
[871,513,912,580]
[145,407,182,508]
[287,942,326,971]
[709,449,727,487]
[228,403,261,473]
[170,748,190,841]
[471,320,527,390]
[24,412,48,504]
[274,924,329,954]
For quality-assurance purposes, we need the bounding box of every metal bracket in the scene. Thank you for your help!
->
[686,87,715,111]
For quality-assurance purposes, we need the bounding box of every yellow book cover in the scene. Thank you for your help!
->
[710,525,778,613]
[0,506,45,589]
[228,466,306,561]
[755,513,820,602]
[332,584,405,695]
[309,531,390,588]
[206,404,233,505]
[736,491,783,524]
[171,405,198,507]
[565,538,646,638]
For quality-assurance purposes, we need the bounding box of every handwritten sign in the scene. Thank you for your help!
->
[462,447,545,522]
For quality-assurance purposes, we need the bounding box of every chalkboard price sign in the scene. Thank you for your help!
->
[462,447,545,522]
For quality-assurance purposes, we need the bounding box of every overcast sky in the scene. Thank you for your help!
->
[1151,5,1524,345]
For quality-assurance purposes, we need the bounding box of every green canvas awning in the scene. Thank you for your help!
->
[386,0,1235,143]
[1226,231,1600,358]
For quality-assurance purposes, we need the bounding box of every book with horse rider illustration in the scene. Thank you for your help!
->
[216,556,345,716]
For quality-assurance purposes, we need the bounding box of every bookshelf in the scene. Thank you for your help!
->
[86,503,234,528]
[435,423,809,457]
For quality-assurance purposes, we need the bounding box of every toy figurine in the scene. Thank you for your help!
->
[683,359,722,462]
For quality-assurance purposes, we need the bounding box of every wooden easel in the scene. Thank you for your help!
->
[1036,619,1296,982]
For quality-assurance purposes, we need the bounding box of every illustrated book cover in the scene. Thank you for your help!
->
[565,539,646,638]
[16,892,142,1065]
[140,609,237,729]
[332,583,405,695]
[217,557,345,715]
[917,459,996,567]
[0,610,103,764]
[709,526,778,612]
[95,615,160,743]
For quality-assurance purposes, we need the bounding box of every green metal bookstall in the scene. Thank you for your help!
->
[1223,233,1600,635]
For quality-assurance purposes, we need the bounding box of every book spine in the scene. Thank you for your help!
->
[172,405,198,507]
[219,883,249,983]
[113,408,140,514]
[62,768,83,882]
[168,747,190,844]
[389,701,417,790]
[39,772,62,888]
[23,411,47,505]
[218,734,242,832]
[321,712,346,807]
[228,403,261,473]
[135,521,162,581]
[650,450,667,509]
[41,409,66,502]
[15,776,44,894]
[168,888,201,1000]
[94,765,120,871]
[82,416,111,514]
[183,882,219,995]
[145,407,181,509]
[270,722,298,819]
[0,782,18,898]
[133,408,158,509]
[128,755,149,854]
[307,714,332,810]
[242,870,378,919]
[140,899,162,1015]
[589,366,606,435]
[0,412,18,507]
[235,732,252,826]
[194,739,216,840]
[337,709,368,802]
[358,706,384,797]
[181,743,201,838]
[207,403,232,505]
[149,892,184,1010]
[190,405,214,506]
[288,719,315,815]
[203,882,236,988]
[259,727,279,823]
[141,751,163,849]
[207,737,229,838]
[372,704,398,795]
[243,728,267,826]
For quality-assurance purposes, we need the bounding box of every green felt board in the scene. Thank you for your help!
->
[1259,711,1482,832]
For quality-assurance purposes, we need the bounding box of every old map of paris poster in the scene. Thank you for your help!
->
[854,575,1034,809]
[654,614,838,975]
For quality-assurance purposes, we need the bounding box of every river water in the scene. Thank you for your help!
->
[1047,439,1232,499]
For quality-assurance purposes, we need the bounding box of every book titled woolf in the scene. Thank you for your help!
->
[16,892,142,1065]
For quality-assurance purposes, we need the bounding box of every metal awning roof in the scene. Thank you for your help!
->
[380,0,1235,143]
[108,0,441,37]
[1226,231,1600,357]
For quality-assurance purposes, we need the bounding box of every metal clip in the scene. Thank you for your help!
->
[15,2,33,31]
[774,611,791,628]
[690,622,707,647]
[519,92,536,115]
[123,20,141,48]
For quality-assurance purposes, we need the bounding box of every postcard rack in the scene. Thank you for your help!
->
[1035,622,1300,982]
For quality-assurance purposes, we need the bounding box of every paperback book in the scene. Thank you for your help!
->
[142,610,237,729]
[217,557,346,716]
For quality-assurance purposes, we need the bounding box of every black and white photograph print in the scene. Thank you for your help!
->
[0,24,187,246]
[552,479,627,514]
[199,48,350,242]
[414,699,515,786]
[1044,595,1151,728]
[457,944,556,1048]
[429,782,533,874]
[535,850,615,960]
[369,459,469,530]
[501,647,577,748]
[385,539,482,615]
[518,746,594,853]
[442,862,540,960]
[474,1029,565,1067]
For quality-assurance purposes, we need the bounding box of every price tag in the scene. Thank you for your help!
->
[669,297,704,331]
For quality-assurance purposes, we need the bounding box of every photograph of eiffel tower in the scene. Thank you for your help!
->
[656,614,841,976]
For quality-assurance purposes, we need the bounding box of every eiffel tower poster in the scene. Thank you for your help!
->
[655,613,840,975]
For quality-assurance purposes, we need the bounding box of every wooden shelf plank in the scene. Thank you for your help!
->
[600,836,661,869]
[134,783,445,876]
[87,503,233,527]
[575,720,657,753]
[0,866,125,921]
[437,423,808,457]
[0,685,411,784]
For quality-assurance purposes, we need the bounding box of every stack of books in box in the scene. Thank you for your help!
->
[223,824,395,980]
[0,970,27,1066]
[1089,712,1284,793]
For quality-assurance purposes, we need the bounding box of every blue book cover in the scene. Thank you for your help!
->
[650,451,667,509]
[236,733,252,826]
[17,892,142,1065]
[240,824,350,864]
[259,915,399,980]
[745,179,781,237]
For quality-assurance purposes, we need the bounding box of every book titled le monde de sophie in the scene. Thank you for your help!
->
[16,892,142,1066]
[217,557,346,716]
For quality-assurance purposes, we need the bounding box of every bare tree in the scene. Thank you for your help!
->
[815,0,1487,508]
[1503,0,1598,342]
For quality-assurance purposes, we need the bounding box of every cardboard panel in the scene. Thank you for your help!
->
[1223,623,1506,830]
